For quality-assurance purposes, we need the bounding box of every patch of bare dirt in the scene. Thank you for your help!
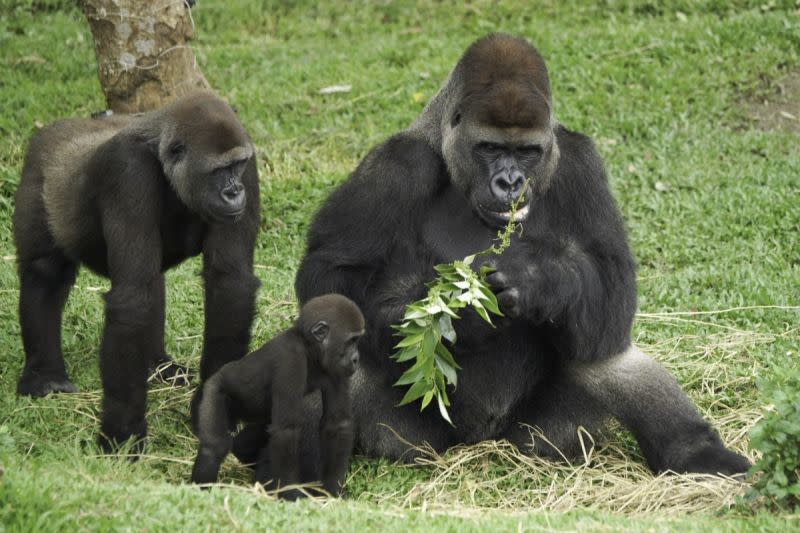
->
[746,69,800,134]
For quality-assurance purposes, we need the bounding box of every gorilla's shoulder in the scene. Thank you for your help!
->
[354,133,446,186]
[554,124,607,184]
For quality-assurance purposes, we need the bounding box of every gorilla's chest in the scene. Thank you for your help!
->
[420,187,495,262]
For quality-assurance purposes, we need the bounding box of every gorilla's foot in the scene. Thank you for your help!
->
[148,354,192,387]
[656,430,751,477]
[17,371,77,397]
[673,444,751,477]
[98,419,147,457]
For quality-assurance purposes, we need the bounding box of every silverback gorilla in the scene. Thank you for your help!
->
[249,34,750,475]
[13,91,260,451]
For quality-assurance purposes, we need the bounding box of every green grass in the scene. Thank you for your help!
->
[1,0,799,530]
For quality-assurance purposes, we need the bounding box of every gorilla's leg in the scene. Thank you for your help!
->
[231,422,267,466]
[509,345,750,475]
[146,275,191,387]
[572,344,750,475]
[351,365,454,462]
[249,394,346,498]
[502,374,609,461]
[191,377,232,483]
[98,281,160,452]
[16,252,78,397]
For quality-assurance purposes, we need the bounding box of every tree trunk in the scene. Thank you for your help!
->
[79,0,210,114]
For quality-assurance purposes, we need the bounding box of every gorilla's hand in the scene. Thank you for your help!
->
[485,254,578,325]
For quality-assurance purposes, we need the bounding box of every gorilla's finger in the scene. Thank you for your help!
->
[497,288,521,317]
[486,271,510,289]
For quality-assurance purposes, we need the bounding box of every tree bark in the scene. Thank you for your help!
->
[79,0,210,114]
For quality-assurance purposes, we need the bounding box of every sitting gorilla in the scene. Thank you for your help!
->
[238,34,750,476]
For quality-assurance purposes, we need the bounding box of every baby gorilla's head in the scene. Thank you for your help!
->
[299,294,365,378]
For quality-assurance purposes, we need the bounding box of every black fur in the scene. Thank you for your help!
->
[238,34,751,476]
[13,91,260,452]
[191,294,364,499]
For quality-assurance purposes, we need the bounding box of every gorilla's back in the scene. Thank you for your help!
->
[33,116,131,256]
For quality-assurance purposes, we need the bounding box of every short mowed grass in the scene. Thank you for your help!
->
[1,0,799,530]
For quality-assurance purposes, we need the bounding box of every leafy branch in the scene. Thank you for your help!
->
[390,181,529,424]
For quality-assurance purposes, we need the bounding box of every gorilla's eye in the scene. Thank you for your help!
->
[169,142,185,159]
[517,145,543,159]
[450,112,462,127]
[477,142,505,155]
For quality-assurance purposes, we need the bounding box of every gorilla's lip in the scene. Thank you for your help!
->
[477,202,531,226]
[210,207,246,222]
[491,204,530,222]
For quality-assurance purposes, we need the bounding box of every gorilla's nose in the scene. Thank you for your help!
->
[351,352,359,365]
[220,182,245,209]
[490,169,526,202]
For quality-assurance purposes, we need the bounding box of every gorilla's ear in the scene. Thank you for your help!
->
[310,321,329,343]
[450,108,462,128]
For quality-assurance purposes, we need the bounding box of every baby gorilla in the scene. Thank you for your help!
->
[191,294,364,498]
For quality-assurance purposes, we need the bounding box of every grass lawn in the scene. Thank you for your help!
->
[1,1,798,530]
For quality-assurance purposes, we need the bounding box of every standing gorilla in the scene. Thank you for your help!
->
[280,34,752,476]
[13,91,260,451]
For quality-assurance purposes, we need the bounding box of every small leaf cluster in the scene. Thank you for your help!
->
[746,365,800,509]
[390,255,502,424]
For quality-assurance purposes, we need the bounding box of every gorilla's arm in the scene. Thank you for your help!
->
[264,344,308,497]
[94,141,164,450]
[488,130,637,362]
[319,377,355,496]
[199,159,260,380]
[295,135,445,309]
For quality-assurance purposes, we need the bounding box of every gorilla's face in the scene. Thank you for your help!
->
[303,294,366,380]
[442,112,558,229]
[159,96,254,222]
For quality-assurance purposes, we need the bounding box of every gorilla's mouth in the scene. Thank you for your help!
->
[209,206,246,222]
[476,202,531,226]
[491,204,530,222]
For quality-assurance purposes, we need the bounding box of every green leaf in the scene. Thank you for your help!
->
[474,302,493,324]
[457,292,474,303]
[440,304,461,318]
[392,347,418,363]
[479,264,496,277]
[440,385,450,406]
[397,380,431,406]
[462,254,476,266]
[434,367,446,391]
[480,289,503,316]
[437,393,454,425]
[394,365,426,386]
[421,390,434,410]
[434,263,457,275]
[394,332,424,348]
[454,263,473,279]
[435,355,458,385]
[438,314,457,343]
[404,305,428,319]
[435,341,460,370]
[421,329,437,358]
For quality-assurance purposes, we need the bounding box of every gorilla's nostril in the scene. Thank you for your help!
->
[220,185,244,204]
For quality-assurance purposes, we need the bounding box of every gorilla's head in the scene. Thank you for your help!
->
[156,92,254,222]
[299,294,365,379]
[439,34,560,228]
